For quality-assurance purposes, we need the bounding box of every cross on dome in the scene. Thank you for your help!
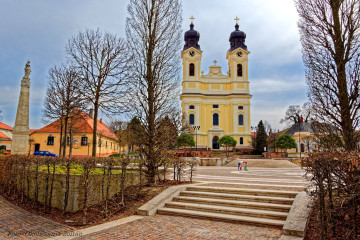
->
[213,60,217,65]
[234,16,239,24]
[190,16,195,23]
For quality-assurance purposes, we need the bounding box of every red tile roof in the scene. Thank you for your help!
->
[0,131,11,140]
[33,111,117,140]
[0,122,13,130]
[30,129,37,133]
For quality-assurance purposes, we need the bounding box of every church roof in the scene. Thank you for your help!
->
[286,122,316,136]
[183,22,201,51]
[0,122,13,131]
[32,110,117,140]
[229,23,247,52]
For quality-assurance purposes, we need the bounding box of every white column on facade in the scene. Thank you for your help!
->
[233,105,237,132]
[196,103,200,126]
[244,105,249,134]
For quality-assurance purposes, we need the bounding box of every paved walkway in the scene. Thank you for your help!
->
[192,166,307,185]
[1,161,306,240]
[71,215,281,240]
[0,196,75,240]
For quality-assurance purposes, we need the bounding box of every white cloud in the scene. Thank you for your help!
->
[251,75,306,94]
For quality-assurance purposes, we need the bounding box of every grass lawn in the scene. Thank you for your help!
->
[36,164,135,175]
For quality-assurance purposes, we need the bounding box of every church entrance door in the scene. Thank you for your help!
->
[212,136,219,149]
[35,144,40,152]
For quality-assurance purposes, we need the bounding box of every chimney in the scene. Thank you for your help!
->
[100,118,102,123]
[89,109,94,119]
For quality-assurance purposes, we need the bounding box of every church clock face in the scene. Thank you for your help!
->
[236,51,243,57]
[189,51,195,57]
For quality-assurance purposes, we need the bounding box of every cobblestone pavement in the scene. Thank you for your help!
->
[73,215,282,240]
[0,196,75,240]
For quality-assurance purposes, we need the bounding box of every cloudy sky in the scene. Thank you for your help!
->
[0,0,307,130]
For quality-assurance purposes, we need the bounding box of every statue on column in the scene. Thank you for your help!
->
[12,60,31,155]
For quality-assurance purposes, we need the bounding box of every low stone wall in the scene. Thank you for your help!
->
[15,170,141,213]
[263,152,288,159]
[198,158,226,166]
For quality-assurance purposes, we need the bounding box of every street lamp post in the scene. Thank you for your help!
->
[192,125,200,151]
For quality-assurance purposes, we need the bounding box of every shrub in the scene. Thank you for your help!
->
[275,134,297,152]
[218,136,237,157]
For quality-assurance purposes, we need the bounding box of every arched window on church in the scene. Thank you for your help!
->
[213,113,219,126]
[238,114,244,125]
[237,64,243,77]
[189,63,195,76]
[189,114,195,125]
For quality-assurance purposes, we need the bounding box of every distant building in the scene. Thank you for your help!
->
[0,122,13,150]
[282,122,317,158]
[180,18,252,150]
[29,110,119,157]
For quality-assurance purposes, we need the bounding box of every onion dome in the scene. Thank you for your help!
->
[183,22,201,51]
[229,23,247,52]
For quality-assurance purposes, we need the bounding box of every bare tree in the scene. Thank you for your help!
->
[295,0,360,151]
[43,65,87,157]
[66,29,129,157]
[280,102,312,125]
[108,119,128,154]
[125,0,183,184]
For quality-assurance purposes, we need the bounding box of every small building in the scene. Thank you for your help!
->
[285,122,317,158]
[0,122,13,150]
[29,111,119,157]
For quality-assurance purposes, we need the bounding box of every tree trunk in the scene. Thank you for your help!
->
[59,117,63,157]
[62,115,69,157]
[92,94,100,157]
[69,129,73,157]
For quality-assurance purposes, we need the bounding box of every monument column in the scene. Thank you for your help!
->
[12,61,31,155]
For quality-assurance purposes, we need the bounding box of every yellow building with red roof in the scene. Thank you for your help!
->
[29,110,119,157]
[0,122,13,150]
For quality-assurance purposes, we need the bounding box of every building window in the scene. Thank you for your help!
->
[213,105,219,108]
[238,114,244,125]
[105,141,108,148]
[189,114,195,125]
[67,136,70,146]
[189,63,195,76]
[213,113,219,126]
[240,137,244,145]
[47,136,54,146]
[189,105,195,109]
[111,142,112,150]
[237,64,243,77]
[81,137,88,146]
[238,106,243,110]
[98,138,101,147]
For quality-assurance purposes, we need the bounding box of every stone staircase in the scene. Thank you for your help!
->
[157,185,301,227]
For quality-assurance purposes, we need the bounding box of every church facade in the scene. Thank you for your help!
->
[180,18,252,149]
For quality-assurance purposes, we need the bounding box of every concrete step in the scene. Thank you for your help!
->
[186,186,299,198]
[157,207,285,227]
[173,196,292,213]
[201,182,306,191]
[165,201,288,220]
[180,191,294,205]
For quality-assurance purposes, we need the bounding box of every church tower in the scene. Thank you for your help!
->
[180,17,252,150]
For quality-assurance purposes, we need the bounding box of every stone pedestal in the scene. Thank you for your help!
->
[11,61,31,155]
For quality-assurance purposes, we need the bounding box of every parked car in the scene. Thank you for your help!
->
[3,150,11,155]
[34,151,58,157]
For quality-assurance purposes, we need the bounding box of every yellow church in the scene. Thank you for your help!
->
[180,17,252,150]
